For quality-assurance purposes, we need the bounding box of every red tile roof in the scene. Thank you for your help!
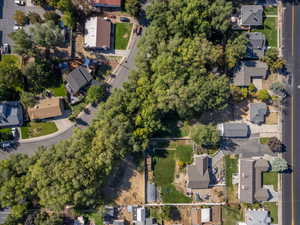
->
[93,0,121,7]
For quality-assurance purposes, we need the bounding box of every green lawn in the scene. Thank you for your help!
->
[260,137,270,144]
[253,17,277,47]
[222,206,243,225]
[1,54,21,68]
[154,150,176,186]
[161,184,192,203]
[88,212,103,225]
[225,155,238,188]
[175,145,193,164]
[264,6,277,15]
[114,23,133,49]
[263,202,278,224]
[49,83,67,97]
[21,122,58,139]
[263,172,278,191]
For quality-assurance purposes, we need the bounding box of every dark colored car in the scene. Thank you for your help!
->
[119,17,130,22]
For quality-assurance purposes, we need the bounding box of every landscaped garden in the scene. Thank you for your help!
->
[153,148,192,203]
[21,121,58,139]
[253,17,277,47]
[263,171,278,191]
[114,23,133,50]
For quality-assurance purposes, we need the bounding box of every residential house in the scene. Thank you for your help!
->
[103,206,115,225]
[250,103,268,124]
[218,122,249,138]
[66,66,93,95]
[245,32,266,59]
[239,5,263,27]
[238,158,270,203]
[0,101,23,128]
[84,17,112,50]
[233,60,268,86]
[187,155,211,190]
[191,207,221,225]
[28,97,64,121]
[243,208,271,225]
[92,0,121,8]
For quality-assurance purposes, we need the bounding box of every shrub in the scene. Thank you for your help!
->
[28,12,42,24]
[43,11,61,24]
[271,157,288,172]
[14,10,28,26]
[256,89,271,103]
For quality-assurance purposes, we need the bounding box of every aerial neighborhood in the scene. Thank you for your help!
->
[0,0,297,225]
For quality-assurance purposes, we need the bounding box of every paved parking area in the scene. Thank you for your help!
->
[0,0,45,46]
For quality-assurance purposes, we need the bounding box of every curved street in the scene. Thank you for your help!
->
[0,30,141,159]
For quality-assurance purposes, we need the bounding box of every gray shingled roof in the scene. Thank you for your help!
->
[241,5,263,26]
[250,103,268,124]
[147,183,156,203]
[239,158,270,203]
[221,123,249,138]
[0,102,23,128]
[187,155,210,189]
[245,209,271,225]
[66,66,93,94]
[245,32,266,59]
[233,60,268,86]
[113,220,124,225]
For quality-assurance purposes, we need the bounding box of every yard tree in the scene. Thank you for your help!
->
[86,85,105,104]
[27,11,43,24]
[43,11,61,24]
[225,34,248,70]
[268,137,283,153]
[191,124,220,148]
[262,48,285,72]
[248,83,257,96]
[20,91,38,108]
[61,11,76,29]
[271,157,288,172]
[13,10,28,26]
[256,89,271,103]
[0,85,19,101]
[32,211,64,225]
[30,21,64,49]
[9,29,34,57]
[125,0,141,17]
[0,57,22,88]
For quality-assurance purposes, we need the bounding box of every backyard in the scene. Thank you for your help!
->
[114,23,133,50]
[222,205,243,225]
[253,17,277,47]
[263,172,278,191]
[49,83,67,97]
[225,155,239,202]
[153,148,192,203]
[21,122,58,139]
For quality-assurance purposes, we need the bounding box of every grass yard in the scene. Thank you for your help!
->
[222,206,243,225]
[49,83,67,97]
[114,23,133,50]
[21,122,58,139]
[1,54,21,68]
[88,212,103,225]
[264,6,277,15]
[154,150,176,186]
[225,155,238,188]
[263,202,278,223]
[263,172,278,191]
[161,184,192,203]
[260,137,270,144]
[253,17,277,47]
[175,145,193,164]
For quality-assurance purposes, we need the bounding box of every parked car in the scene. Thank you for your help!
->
[108,15,116,19]
[103,17,110,21]
[2,43,10,54]
[13,24,23,31]
[14,0,25,5]
[136,26,142,35]
[119,17,130,22]
[11,128,18,138]
[1,142,12,150]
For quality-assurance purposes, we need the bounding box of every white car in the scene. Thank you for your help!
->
[13,24,23,31]
[14,0,25,5]
[11,128,17,138]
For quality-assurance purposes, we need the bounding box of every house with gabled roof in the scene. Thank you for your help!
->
[91,0,121,8]
[218,122,249,138]
[0,101,23,128]
[243,208,271,225]
[250,102,268,125]
[66,66,93,95]
[245,32,266,59]
[239,5,263,27]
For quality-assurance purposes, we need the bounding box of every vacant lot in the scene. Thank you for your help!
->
[21,122,58,139]
[254,17,277,47]
[114,23,132,49]
[263,172,278,191]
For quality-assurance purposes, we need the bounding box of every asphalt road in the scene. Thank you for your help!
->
[282,1,300,225]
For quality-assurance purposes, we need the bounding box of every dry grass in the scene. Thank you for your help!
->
[262,73,279,89]
[266,112,278,125]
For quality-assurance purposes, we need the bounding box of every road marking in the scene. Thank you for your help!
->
[292,5,295,57]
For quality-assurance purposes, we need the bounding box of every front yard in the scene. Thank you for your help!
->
[21,122,58,139]
[263,172,278,191]
[253,17,277,47]
[114,23,133,50]
[263,202,278,224]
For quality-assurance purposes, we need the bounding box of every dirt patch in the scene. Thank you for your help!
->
[262,73,279,89]
[266,112,278,125]
[102,157,144,205]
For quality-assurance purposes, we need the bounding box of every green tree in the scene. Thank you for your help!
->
[61,11,76,29]
[256,89,271,103]
[191,124,220,148]
[13,10,28,26]
[262,48,285,72]
[9,29,34,57]
[271,157,288,172]
[86,85,105,104]
[125,0,141,17]
[43,11,61,24]
[27,11,42,24]
[268,137,283,153]
[225,34,248,69]
[20,91,38,108]
[33,211,64,225]
[0,85,19,101]
[230,85,247,102]
[0,57,22,88]
[248,83,257,96]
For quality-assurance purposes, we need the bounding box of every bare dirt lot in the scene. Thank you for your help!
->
[103,157,144,205]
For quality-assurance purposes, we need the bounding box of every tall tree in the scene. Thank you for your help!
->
[9,29,34,57]
[191,124,220,148]
[0,57,22,88]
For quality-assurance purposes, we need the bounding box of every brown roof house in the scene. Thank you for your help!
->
[238,158,270,203]
[187,155,211,190]
[28,98,64,120]
[84,17,112,50]
[92,0,121,8]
